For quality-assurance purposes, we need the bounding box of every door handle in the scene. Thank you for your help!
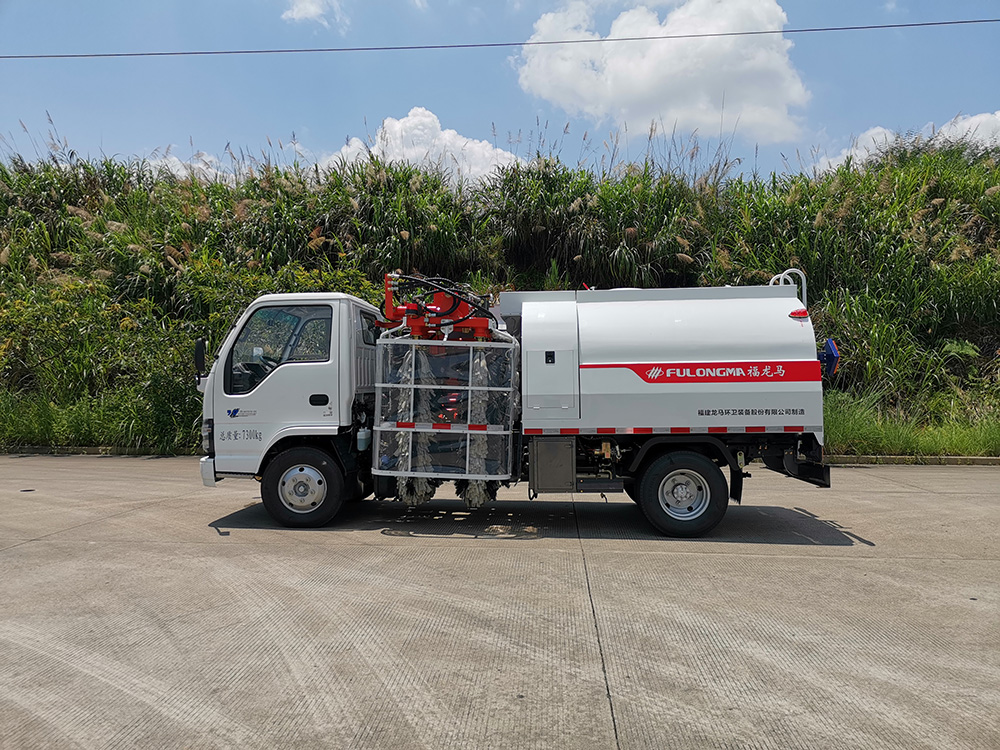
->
[309,394,330,406]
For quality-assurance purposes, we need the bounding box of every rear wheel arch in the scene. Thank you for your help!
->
[627,436,735,478]
[636,450,729,537]
[626,436,744,505]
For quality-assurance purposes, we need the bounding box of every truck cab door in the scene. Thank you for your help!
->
[213,303,340,474]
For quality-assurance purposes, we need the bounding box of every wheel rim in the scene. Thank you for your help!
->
[657,468,711,520]
[278,464,326,513]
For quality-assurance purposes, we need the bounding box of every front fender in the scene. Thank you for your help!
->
[257,426,346,474]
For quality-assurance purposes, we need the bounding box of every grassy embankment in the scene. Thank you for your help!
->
[1,136,998,456]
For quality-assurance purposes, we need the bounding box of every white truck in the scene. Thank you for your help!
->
[195,271,837,537]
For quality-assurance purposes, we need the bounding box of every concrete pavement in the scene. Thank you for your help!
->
[0,456,997,749]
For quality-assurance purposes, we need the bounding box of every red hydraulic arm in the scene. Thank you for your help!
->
[383,274,494,339]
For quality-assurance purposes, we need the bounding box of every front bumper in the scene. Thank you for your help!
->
[200,456,218,487]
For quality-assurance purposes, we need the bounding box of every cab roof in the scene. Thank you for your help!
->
[250,292,380,314]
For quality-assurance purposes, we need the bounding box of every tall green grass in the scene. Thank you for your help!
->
[1,132,998,453]
[824,391,1000,457]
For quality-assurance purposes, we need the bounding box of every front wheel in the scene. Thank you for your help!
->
[637,451,729,537]
[261,447,345,527]
[622,479,640,504]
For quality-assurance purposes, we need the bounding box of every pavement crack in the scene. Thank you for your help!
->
[0,496,182,553]
[573,499,622,750]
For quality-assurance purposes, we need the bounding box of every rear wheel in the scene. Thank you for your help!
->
[261,447,345,527]
[637,451,729,537]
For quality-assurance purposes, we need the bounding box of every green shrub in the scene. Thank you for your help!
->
[2,134,998,453]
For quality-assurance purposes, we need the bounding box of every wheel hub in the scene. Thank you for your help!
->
[658,469,710,520]
[279,465,326,513]
[671,483,694,505]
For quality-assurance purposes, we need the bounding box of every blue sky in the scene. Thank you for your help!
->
[1,0,997,178]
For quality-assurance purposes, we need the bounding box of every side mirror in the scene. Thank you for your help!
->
[194,338,207,376]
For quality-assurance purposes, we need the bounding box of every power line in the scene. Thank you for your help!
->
[1,18,998,61]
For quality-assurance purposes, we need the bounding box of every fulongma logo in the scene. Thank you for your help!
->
[226,409,257,419]
[645,365,786,381]
[226,409,240,418]
[580,361,817,383]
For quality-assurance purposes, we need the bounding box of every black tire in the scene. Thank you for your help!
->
[261,447,345,528]
[623,479,640,504]
[637,451,729,537]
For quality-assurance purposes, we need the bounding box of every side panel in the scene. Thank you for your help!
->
[576,297,825,442]
[521,300,580,423]
[528,437,576,492]
[337,302,377,420]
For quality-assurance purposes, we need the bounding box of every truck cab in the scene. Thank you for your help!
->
[198,293,382,524]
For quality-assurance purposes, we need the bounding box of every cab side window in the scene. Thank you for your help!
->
[288,317,332,361]
[226,305,332,395]
[358,311,379,346]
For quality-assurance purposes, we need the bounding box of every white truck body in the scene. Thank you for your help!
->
[197,275,832,537]
[503,285,823,441]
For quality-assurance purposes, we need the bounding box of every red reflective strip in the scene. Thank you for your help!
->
[785,426,804,433]
[597,428,617,434]
[432,423,452,430]
[746,426,767,433]
[396,422,415,429]
[560,428,580,435]
[524,429,543,435]
[671,427,691,434]
[580,360,821,383]
[469,424,488,431]
[708,427,728,434]
[634,428,654,434]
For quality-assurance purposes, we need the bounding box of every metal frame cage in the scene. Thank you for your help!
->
[373,332,519,481]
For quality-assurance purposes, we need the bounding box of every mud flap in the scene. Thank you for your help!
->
[729,464,745,504]
[783,450,831,488]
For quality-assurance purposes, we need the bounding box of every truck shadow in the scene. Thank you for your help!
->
[210,499,873,547]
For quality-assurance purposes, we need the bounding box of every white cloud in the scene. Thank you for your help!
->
[281,0,425,28]
[819,112,1000,170]
[935,111,1000,145]
[516,0,810,143]
[326,107,522,181]
[148,152,230,183]
[282,0,349,30]
[817,126,896,171]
